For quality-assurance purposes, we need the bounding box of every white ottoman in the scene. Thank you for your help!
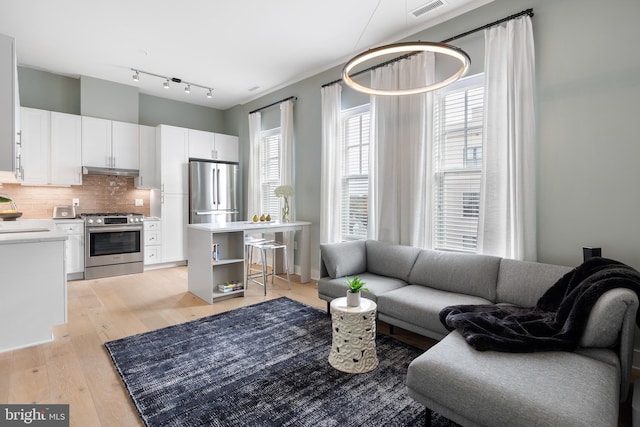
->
[328,297,378,373]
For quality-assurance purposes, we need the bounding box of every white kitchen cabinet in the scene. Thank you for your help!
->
[188,129,239,163]
[20,108,83,186]
[143,218,162,265]
[112,121,139,170]
[0,235,66,352]
[160,193,187,263]
[53,219,84,279]
[136,125,157,189]
[20,107,50,185]
[82,117,139,170]
[81,116,111,168]
[188,129,214,160]
[0,33,18,178]
[159,124,188,194]
[154,124,189,264]
[214,133,240,163]
[51,112,82,185]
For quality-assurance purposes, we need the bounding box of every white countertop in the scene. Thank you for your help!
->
[0,219,68,244]
[188,220,312,233]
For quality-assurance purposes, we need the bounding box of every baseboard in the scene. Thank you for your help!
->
[144,261,187,271]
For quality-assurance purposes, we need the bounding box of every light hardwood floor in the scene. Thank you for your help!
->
[1,267,635,426]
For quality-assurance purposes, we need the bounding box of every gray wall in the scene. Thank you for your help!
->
[80,75,139,123]
[139,93,225,132]
[228,0,640,274]
[18,66,80,114]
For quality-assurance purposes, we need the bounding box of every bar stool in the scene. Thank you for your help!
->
[245,239,291,296]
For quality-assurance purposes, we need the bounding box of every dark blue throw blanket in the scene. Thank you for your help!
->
[440,257,640,352]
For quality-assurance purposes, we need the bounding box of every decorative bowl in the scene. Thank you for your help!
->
[0,212,23,221]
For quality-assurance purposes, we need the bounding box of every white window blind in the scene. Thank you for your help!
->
[433,75,484,252]
[260,128,281,218]
[341,105,370,241]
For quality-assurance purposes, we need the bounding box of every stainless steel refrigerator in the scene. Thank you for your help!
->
[189,160,239,224]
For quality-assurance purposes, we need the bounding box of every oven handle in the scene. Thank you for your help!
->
[86,225,143,233]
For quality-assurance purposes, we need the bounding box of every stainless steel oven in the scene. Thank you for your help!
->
[84,213,144,279]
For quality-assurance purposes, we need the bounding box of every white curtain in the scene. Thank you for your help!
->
[369,52,434,247]
[320,83,343,244]
[247,112,262,220]
[478,15,537,261]
[280,100,295,268]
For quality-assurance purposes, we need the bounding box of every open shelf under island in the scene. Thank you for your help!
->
[187,220,311,304]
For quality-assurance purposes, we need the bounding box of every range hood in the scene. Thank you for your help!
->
[82,166,139,177]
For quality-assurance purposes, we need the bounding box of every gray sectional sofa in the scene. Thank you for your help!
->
[318,239,639,427]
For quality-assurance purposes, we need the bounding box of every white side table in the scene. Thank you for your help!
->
[328,297,379,373]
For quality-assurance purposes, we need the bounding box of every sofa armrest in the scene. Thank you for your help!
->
[580,288,638,401]
[615,288,638,402]
[319,240,367,279]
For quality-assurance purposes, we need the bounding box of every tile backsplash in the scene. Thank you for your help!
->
[0,175,151,218]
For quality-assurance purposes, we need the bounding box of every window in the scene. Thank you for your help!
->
[260,128,281,218]
[462,192,480,218]
[433,75,484,252]
[341,105,370,241]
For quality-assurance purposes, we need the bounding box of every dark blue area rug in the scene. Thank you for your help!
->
[105,297,458,427]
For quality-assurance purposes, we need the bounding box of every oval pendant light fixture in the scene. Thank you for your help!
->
[342,41,471,96]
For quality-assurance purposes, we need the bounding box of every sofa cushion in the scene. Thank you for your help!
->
[320,240,367,279]
[365,240,421,282]
[496,258,571,307]
[407,330,620,427]
[407,249,501,301]
[580,288,635,348]
[376,285,492,338]
[317,272,407,302]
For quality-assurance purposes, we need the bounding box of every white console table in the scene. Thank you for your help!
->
[187,221,312,304]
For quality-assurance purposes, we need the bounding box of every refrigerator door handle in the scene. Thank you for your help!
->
[217,168,221,205]
[194,210,219,216]
[211,165,216,206]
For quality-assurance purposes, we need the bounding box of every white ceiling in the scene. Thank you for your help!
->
[0,0,493,110]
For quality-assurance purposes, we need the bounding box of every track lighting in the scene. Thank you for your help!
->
[130,68,214,100]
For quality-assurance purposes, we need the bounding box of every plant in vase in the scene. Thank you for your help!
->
[274,185,294,222]
[346,276,368,307]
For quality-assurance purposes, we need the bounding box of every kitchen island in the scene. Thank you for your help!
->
[0,220,67,352]
[187,220,311,303]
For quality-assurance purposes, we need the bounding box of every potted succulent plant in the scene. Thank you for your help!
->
[346,276,368,307]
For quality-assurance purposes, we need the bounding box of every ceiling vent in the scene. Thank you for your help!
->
[411,0,447,18]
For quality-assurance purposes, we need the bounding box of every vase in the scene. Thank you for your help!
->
[346,290,361,307]
[282,196,290,222]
